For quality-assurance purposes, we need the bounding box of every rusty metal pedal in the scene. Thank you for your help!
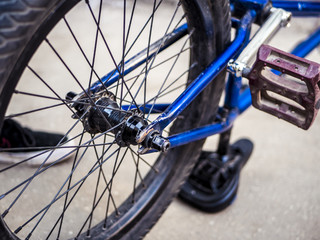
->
[247,44,320,130]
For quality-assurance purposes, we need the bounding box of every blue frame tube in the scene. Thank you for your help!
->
[167,87,252,149]
[272,1,320,16]
[142,88,251,152]
[122,103,169,113]
[168,109,238,148]
[141,10,256,134]
[238,87,252,114]
[123,84,253,115]
[291,27,320,58]
[224,75,243,109]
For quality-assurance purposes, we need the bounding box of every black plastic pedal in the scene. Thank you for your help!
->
[178,139,253,213]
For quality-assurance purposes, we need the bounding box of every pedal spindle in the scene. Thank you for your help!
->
[248,44,320,130]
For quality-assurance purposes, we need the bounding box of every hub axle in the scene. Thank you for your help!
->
[67,93,170,152]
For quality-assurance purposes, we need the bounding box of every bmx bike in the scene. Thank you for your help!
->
[0,0,319,239]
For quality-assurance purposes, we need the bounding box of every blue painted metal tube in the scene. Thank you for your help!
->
[144,10,256,131]
[291,27,320,58]
[122,87,252,115]
[144,90,250,152]
[168,110,238,148]
[272,1,320,16]
[89,23,188,93]
[127,80,252,117]
[122,103,169,113]
[224,75,243,109]
[238,87,252,113]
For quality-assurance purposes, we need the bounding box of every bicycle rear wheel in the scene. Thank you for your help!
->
[0,0,230,239]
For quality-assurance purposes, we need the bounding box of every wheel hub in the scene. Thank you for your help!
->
[67,91,170,151]
[82,94,147,147]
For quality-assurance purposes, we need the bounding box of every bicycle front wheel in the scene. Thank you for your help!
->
[0,0,230,239]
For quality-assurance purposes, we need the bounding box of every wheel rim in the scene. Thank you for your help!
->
[0,0,201,239]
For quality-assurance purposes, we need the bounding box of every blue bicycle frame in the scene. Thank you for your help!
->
[88,0,320,152]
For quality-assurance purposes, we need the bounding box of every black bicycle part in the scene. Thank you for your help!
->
[179,138,254,213]
[79,96,170,150]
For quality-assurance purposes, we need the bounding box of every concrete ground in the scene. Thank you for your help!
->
[146,16,320,240]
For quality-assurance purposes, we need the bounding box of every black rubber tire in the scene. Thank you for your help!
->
[0,0,231,239]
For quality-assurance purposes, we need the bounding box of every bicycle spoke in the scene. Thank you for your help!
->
[130,2,182,111]
[123,0,164,59]
[0,139,111,205]
[146,31,192,119]
[85,135,113,236]
[15,142,119,237]
[26,65,77,115]
[1,115,85,218]
[120,52,193,116]
[108,47,191,100]
[23,133,122,237]
[45,39,87,95]
[45,141,119,239]
[130,149,144,203]
[142,0,157,117]
[128,146,158,173]
[86,1,141,113]
[44,38,110,128]
[0,138,111,154]
[56,130,85,239]
[5,103,65,119]
[75,148,133,237]
[45,35,122,136]
[144,63,196,106]
[12,90,133,115]
[75,149,121,237]
[104,148,130,226]
[63,17,102,87]
[57,140,123,236]
[14,90,65,101]
[0,117,123,218]
[87,0,103,89]
[124,0,137,52]
[121,0,126,106]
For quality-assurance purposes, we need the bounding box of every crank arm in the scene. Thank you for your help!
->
[228,7,292,76]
